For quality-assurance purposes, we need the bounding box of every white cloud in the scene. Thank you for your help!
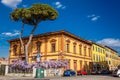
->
[97,38,120,52]
[22,5,27,8]
[54,1,66,9]
[1,30,20,37]
[87,14,100,21]
[1,0,22,9]
[87,14,95,18]
[91,16,100,21]
[97,38,120,47]
[62,6,66,9]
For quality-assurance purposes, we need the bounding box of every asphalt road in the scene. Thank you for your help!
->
[50,75,120,80]
[0,75,119,80]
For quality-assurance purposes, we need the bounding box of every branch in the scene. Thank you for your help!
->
[31,25,37,34]
[26,34,33,47]
[31,17,42,34]
[31,18,41,34]
[26,24,38,47]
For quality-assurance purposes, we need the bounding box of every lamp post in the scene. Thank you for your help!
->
[58,50,62,60]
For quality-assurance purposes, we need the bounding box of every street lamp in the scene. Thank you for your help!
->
[58,50,62,60]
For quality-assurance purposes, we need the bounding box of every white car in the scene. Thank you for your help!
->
[112,69,120,77]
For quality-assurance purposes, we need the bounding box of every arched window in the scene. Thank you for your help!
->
[51,43,56,52]
[50,39,56,52]
[79,44,82,55]
[66,43,70,52]
[73,45,76,53]
[84,46,87,56]
[66,39,70,53]
[36,41,41,53]
[88,47,91,57]
[13,45,17,56]
[73,42,77,54]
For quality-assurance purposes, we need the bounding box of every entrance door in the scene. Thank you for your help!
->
[80,60,82,70]
[68,60,70,69]
[74,60,77,71]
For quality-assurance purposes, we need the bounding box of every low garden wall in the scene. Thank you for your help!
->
[5,65,63,77]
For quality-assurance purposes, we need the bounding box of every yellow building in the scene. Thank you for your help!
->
[8,30,92,71]
[0,57,8,65]
[105,46,120,70]
[92,42,106,62]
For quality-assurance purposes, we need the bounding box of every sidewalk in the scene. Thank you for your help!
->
[0,75,50,80]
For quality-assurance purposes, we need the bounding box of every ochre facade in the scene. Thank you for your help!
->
[105,46,120,70]
[92,43,106,62]
[8,30,92,71]
[8,30,120,71]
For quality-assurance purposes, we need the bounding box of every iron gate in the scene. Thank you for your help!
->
[0,65,5,75]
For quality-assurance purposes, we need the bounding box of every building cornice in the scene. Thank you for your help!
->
[7,30,92,45]
[92,42,105,49]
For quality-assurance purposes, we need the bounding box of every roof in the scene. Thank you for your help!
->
[92,42,105,48]
[105,45,118,53]
[7,30,92,45]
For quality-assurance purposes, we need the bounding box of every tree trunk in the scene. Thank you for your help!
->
[25,24,37,62]
[25,34,33,62]
[19,23,24,54]
[20,37,24,53]
[19,20,40,62]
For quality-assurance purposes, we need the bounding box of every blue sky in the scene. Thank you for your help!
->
[0,0,120,58]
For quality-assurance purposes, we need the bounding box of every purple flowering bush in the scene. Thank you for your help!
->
[31,60,68,69]
[9,59,68,73]
[9,59,32,73]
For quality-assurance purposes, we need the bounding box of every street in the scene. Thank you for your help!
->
[0,75,119,80]
[50,75,120,80]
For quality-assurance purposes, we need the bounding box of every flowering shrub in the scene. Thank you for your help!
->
[9,59,32,72]
[9,59,68,70]
[32,60,68,69]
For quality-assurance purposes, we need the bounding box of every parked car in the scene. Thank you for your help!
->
[91,71,100,75]
[63,69,76,76]
[101,70,111,75]
[77,70,87,75]
[112,69,120,77]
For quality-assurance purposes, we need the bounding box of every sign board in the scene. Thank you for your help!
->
[36,53,41,62]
